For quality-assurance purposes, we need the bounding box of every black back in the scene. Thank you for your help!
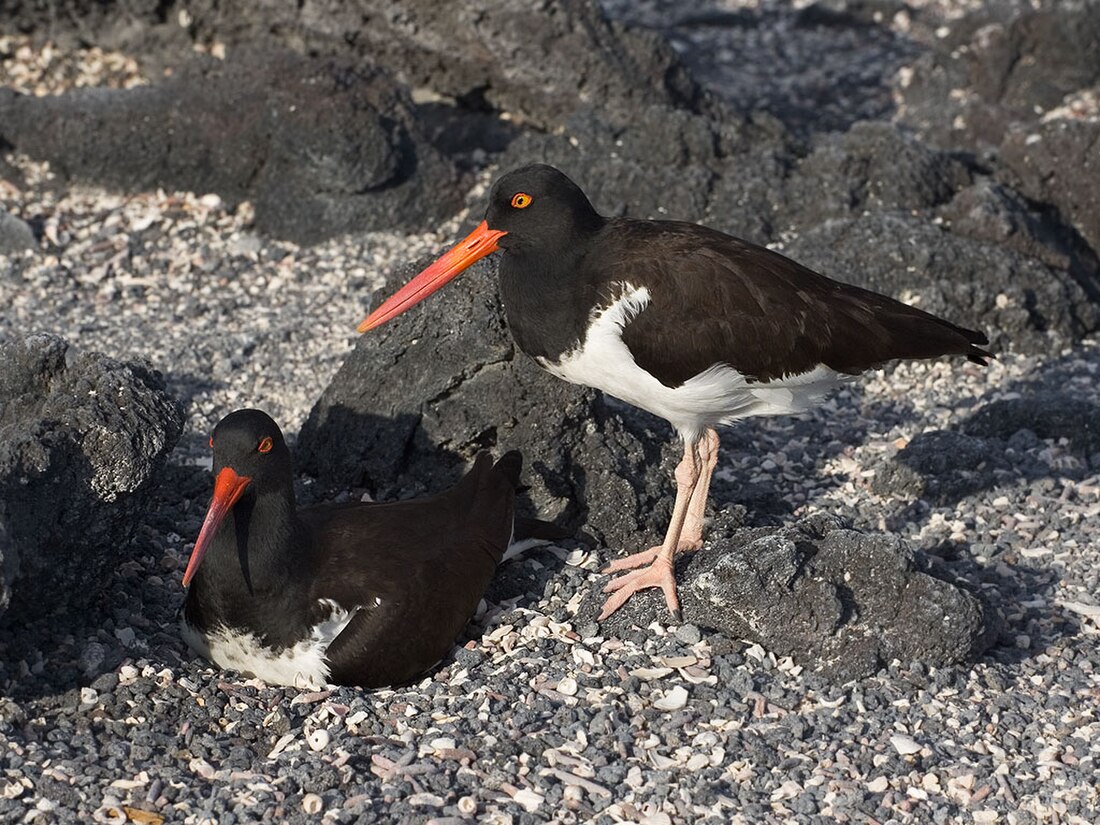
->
[485,165,991,386]
[317,451,520,688]
[184,408,522,688]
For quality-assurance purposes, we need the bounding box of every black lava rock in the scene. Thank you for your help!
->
[782,212,1100,353]
[780,121,972,228]
[298,256,675,552]
[1000,120,1100,263]
[938,178,1088,273]
[0,334,184,622]
[0,0,703,132]
[579,513,1000,682]
[0,49,463,245]
[895,3,1100,151]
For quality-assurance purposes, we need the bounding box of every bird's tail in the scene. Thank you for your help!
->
[492,450,523,489]
[883,307,994,366]
[827,288,995,371]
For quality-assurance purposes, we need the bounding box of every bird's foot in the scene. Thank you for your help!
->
[601,539,701,574]
[598,559,682,622]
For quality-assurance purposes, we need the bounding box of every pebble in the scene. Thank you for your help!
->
[867,776,889,793]
[652,685,689,711]
[890,734,923,756]
[1,12,1098,825]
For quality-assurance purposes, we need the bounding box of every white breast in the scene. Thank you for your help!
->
[181,598,358,689]
[538,283,843,442]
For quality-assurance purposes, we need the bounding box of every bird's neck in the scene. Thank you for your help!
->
[196,486,308,596]
[498,230,603,361]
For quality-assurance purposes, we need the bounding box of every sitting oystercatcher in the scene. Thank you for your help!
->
[357,164,992,623]
[181,408,525,689]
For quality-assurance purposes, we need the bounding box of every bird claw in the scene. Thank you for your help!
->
[598,560,681,622]
[601,539,701,574]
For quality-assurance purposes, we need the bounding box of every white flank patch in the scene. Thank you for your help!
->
[538,283,843,441]
[181,598,358,689]
[501,536,551,562]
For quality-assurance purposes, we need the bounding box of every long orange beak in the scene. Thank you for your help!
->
[357,220,507,333]
[182,467,253,587]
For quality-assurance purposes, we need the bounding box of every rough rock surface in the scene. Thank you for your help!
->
[0,0,702,131]
[0,334,184,622]
[937,177,1095,275]
[298,257,677,551]
[579,512,1000,682]
[782,212,1100,353]
[1000,120,1100,263]
[895,2,1100,151]
[0,49,463,244]
[780,122,972,228]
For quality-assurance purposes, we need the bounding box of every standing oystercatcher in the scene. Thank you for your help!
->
[181,408,525,689]
[357,164,992,623]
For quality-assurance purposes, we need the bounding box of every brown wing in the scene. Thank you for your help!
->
[611,220,990,386]
[306,452,519,688]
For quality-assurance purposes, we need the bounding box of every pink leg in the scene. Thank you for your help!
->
[598,439,701,622]
[680,427,719,548]
[603,429,717,573]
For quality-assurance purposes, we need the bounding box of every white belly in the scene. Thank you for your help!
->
[181,599,357,689]
[538,284,843,442]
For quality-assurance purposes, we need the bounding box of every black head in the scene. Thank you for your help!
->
[209,408,292,493]
[356,164,604,333]
[182,409,293,587]
[484,164,604,253]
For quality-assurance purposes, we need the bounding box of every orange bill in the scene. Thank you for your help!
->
[182,467,253,587]
[357,221,507,333]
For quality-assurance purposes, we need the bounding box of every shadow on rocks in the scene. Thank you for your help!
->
[577,511,1001,682]
[0,335,185,698]
[297,256,676,555]
[872,354,1100,507]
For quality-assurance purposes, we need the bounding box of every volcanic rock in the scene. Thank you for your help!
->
[0,334,184,623]
[779,121,972,229]
[938,178,1088,273]
[782,212,1100,354]
[0,49,463,245]
[895,3,1100,151]
[298,257,676,551]
[1000,120,1100,262]
[0,0,702,132]
[580,512,999,682]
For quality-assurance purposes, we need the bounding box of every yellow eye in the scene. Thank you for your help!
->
[511,192,532,209]
[258,437,273,454]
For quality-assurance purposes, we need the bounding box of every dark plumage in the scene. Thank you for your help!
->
[181,409,522,689]
[358,163,992,623]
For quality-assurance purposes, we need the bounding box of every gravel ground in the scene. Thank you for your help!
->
[3,19,1100,825]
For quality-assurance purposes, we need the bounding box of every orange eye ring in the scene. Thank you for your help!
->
[258,436,273,454]
[511,192,532,209]
[209,436,214,448]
